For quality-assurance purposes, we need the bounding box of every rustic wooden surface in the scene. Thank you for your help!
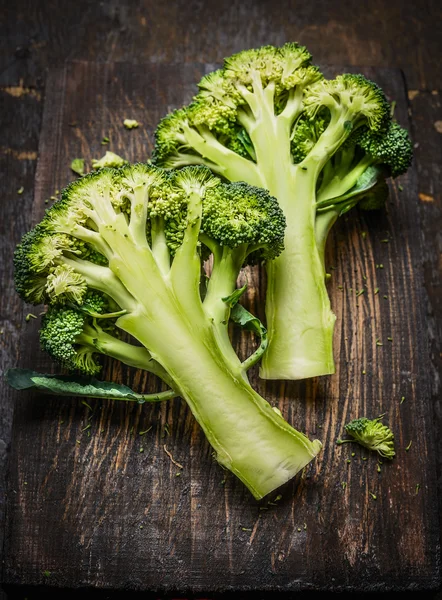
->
[0,1,441,598]
[1,59,439,596]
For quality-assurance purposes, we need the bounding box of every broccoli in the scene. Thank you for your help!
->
[153,43,412,381]
[92,151,128,169]
[336,416,395,459]
[13,163,322,499]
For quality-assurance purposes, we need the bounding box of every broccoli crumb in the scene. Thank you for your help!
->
[123,118,140,129]
[25,313,37,322]
[70,158,85,176]
[101,136,110,145]
[17,186,24,195]
[92,151,128,169]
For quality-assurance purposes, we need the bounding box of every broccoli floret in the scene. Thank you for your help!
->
[13,163,321,500]
[92,151,128,169]
[153,43,412,381]
[337,416,395,459]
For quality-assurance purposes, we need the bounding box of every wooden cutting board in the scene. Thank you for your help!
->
[3,61,440,595]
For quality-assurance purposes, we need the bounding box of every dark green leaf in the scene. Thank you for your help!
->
[5,368,175,403]
[222,283,247,308]
[230,304,267,338]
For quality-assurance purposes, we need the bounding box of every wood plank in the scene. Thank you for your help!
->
[3,61,439,595]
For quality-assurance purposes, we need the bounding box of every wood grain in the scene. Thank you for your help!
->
[2,61,440,595]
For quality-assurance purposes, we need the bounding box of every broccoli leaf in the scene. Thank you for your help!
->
[5,368,175,403]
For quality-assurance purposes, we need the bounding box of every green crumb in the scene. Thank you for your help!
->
[25,313,37,322]
[374,287,379,294]
[356,288,365,296]
[405,441,412,452]
[376,339,383,346]
[383,295,388,299]
[377,463,381,473]
[400,396,406,404]
[139,427,152,436]
[81,400,93,411]
[341,482,347,489]
[241,527,252,532]
[387,337,393,342]
[338,285,343,290]
[297,527,302,532]
[81,424,91,432]
[351,452,356,457]
[380,239,389,243]
[139,447,144,453]
[361,231,367,239]
[362,370,366,375]
[346,459,351,464]
[398,185,403,191]
[70,158,85,176]
[123,118,140,129]
[369,492,377,500]
[92,151,128,169]
[43,570,51,578]
[17,186,24,195]
[362,456,368,461]
[101,136,110,145]
[415,484,420,494]
[176,471,181,477]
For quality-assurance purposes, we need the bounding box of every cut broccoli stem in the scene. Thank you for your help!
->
[260,165,336,380]
[119,309,321,500]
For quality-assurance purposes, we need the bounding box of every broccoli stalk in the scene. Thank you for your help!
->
[14,164,321,499]
[153,44,412,380]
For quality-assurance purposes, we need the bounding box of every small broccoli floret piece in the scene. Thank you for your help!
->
[123,119,139,130]
[92,151,128,169]
[337,416,395,459]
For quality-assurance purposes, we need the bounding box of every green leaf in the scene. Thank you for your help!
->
[222,283,247,308]
[230,303,267,338]
[5,368,176,403]
[70,158,85,177]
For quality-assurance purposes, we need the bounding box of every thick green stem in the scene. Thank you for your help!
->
[260,165,336,380]
[119,309,322,499]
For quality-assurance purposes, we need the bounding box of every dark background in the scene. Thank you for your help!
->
[0,0,441,598]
